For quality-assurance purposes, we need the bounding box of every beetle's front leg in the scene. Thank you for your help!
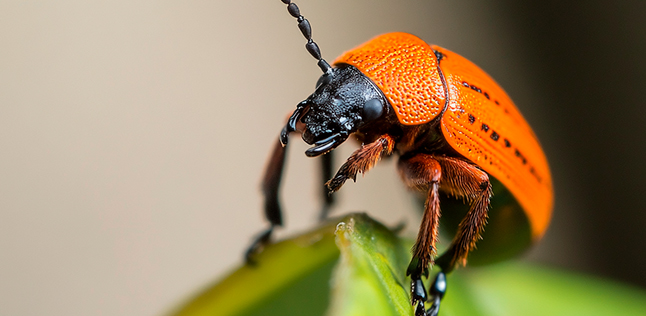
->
[326,135,394,193]
[245,102,310,264]
[245,138,287,264]
[318,151,335,221]
[398,154,442,316]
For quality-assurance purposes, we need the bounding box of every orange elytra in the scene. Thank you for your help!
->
[248,2,553,315]
[335,33,553,241]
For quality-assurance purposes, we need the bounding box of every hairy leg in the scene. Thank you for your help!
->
[326,134,395,193]
[398,154,442,316]
[398,154,492,316]
[433,155,492,272]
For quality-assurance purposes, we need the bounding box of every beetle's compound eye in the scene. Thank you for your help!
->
[362,98,384,122]
[315,73,332,90]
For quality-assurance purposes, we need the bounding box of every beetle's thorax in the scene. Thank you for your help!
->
[358,120,452,157]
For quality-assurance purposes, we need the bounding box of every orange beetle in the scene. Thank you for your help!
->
[247,2,553,315]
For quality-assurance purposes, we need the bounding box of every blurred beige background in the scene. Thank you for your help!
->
[3,1,646,316]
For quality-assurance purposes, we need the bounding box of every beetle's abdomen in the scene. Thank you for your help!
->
[333,32,446,125]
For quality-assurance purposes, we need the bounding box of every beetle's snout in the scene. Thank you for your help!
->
[301,118,341,145]
[299,110,350,157]
[301,128,317,145]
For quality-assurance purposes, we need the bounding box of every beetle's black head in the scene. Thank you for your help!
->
[280,64,390,157]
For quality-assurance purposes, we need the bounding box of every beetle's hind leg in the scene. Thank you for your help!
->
[433,156,492,273]
[427,156,492,316]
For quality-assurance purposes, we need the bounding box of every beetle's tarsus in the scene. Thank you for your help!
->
[410,272,428,315]
[244,226,274,265]
[325,135,394,193]
[425,297,441,316]
[425,272,447,316]
[409,267,447,316]
[411,277,428,303]
[325,174,347,193]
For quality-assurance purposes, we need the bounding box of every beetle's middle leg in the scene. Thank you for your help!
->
[433,155,492,273]
[427,155,492,316]
[398,154,492,316]
[397,154,442,316]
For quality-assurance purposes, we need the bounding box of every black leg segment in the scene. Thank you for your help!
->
[318,151,335,221]
[262,139,287,227]
[425,271,446,316]
[245,139,287,264]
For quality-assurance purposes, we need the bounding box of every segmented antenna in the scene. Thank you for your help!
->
[280,0,333,75]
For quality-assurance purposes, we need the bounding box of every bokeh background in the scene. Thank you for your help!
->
[2,1,645,315]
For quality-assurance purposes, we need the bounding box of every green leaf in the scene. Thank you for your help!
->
[444,264,646,316]
[327,213,413,316]
[170,220,340,316]
[171,213,646,316]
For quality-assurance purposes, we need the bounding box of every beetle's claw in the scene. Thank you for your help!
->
[425,296,441,316]
[414,300,426,316]
[424,272,447,316]
[244,227,274,266]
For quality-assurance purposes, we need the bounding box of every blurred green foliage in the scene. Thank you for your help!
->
[171,213,646,316]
